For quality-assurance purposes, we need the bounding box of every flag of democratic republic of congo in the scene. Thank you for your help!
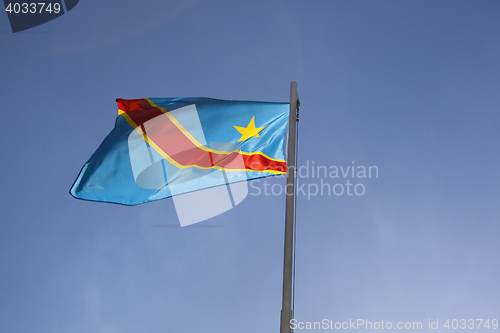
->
[70,98,289,206]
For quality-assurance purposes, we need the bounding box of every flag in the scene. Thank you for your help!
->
[70,97,289,206]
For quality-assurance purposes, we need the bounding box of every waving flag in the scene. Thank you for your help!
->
[70,98,289,207]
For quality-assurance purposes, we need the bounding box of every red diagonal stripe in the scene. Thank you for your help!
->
[117,98,287,173]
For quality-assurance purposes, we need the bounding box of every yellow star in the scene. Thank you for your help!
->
[234,116,266,142]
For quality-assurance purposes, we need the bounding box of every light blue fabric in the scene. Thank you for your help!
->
[70,98,289,206]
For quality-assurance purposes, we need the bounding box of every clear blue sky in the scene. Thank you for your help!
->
[1,1,499,332]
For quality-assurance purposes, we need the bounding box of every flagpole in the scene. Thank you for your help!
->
[280,81,298,333]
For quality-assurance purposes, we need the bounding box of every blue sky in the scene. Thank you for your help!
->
[1,1,500,332]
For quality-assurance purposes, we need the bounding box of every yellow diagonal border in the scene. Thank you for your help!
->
[118,107,286,175]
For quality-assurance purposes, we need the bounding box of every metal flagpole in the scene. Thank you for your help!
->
[280,81,298,333]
